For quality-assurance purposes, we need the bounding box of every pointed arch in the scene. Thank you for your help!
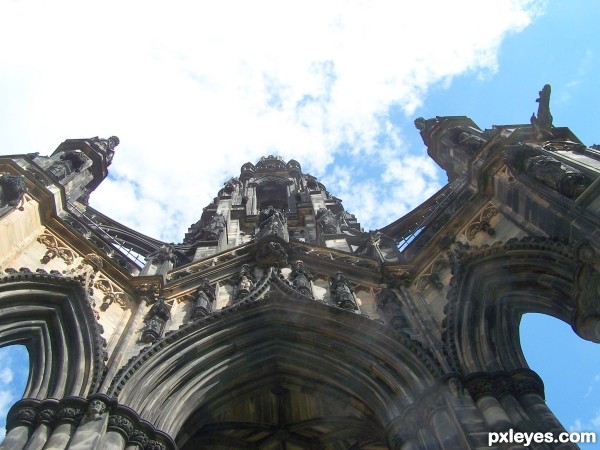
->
[0,273,106,399]
[442,237,596,374]
[110,295,442,443]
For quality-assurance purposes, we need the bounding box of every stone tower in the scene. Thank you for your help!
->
[0,86,598,449]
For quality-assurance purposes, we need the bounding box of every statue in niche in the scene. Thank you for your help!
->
[219,177,241,197]
[375,284,410,334]
[0,173,27,209]
[290,261,313,298]
[234,264,256,302]
[151,244,176,264]
[257,205,286,240]
[48,150,87,180]
[330,271,357,310]
[202,214,226,241]
[305,175,319,190]
[192,279,216,319]
[90,136,120,163]
[140,297,170,343]
[414,116,439,148]
[505,143,589,199]
[442,126,488,156]
[531,84,554,138]
[316,208,339,235]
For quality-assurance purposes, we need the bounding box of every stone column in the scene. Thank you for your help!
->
[465,373,513,432]
[67,399,108,449]
[511,370,575,449]
[1,399,38,450]
[43,398,86,450]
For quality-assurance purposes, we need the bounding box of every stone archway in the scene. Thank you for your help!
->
[442,238,597,374]
[0,275,105,400]
[111,296,443,449]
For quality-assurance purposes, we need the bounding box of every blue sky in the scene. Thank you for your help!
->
[0,0,599,445]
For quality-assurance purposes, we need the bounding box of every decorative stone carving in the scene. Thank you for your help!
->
[330,271,357,310]
[0,172,27,209]
[131,279,162,304]
[130,429,150,447]
[90,135,120,164]
[290,260,313,298]
[151,244,177,264]
[107,414,135,438]
[442,125,488,156]
[542,139,587,154]
[141,297,170,343]
[37,230,77,265]
[48,150,87,180]
[316,207,339,235]
[415,256,448,292]
[531,84,554,138]
[96,273,128,311]
[257,206,286,240]
[202,213,226,241]
[464,373,493,401]
[573,264,600,343]
[86,399,107,420]
[56,406,85,424]
[256,240,288,268]
[6,405,37,430]
[505,143,589,199]
[414,116,439,148]
[509,369,545,398]
[375,285,410,333]
[234,264,256,302]
[191,279,216,319]
[463,204,498,240]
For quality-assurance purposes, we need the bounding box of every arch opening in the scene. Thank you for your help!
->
[0,344,29,441]
[520,313,600,443]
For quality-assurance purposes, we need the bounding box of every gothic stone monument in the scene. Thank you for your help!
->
[0,86,599,449]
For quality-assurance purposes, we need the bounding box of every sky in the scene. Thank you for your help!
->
[0,0,599,446]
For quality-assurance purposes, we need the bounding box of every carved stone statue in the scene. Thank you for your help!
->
[192,279,216,319]
[290,261,313,298]
[316,208,339,235]
[375,285,410,334]
[256,206,286,240]
[90,136,120,164]
[442,126,488,156]
[141,297,170,343]
[0,173,27,209]
[330,271,357,310]
[202,214,226,241]
[152,244,176,264]
[256,241,288,268]
[505,144,589,199]
[531,84,554,138]
[47,150,87,180]
[86,399,106,420]
[234,264,256,302]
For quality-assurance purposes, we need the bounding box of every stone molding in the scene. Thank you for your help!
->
[6,395,175,450]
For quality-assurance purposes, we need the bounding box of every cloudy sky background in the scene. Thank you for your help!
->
[1,0,599,445]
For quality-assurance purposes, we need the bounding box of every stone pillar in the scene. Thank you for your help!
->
[1,399,38,450]
[43,398,86,450]
[511,369,575,449]
[67,399,108,449]
[465,373,513,432]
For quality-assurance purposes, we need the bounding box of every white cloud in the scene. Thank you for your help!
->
[0,369,12,385]
[571,410,600,434]
[0,0,544,241]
